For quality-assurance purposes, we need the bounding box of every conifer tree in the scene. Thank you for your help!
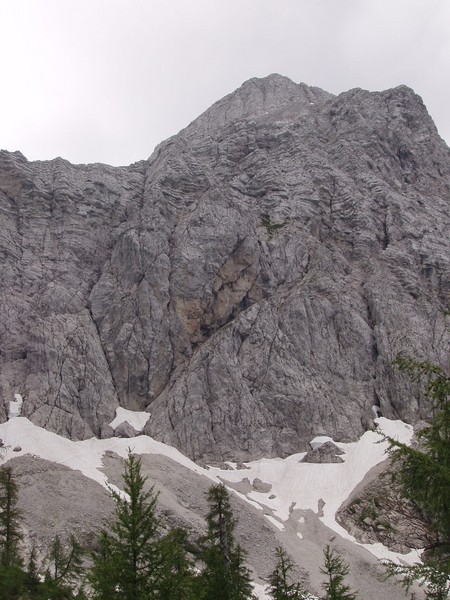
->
[0,466,87,599]
[25,546,40,598]
[320,545,357,600]
[0,466,27,600]
[384,354,450,599]
[158,527,195,600]
[267,546,305,600]
[40,534,85,599]
[198,483,256,600]
[0,564,26,600]
[0,466,23,568]
[389,356,450,550]
[230,544,256,600]
[90,453,163,600]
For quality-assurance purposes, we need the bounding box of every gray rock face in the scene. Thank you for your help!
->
[114,421,140,438]
[0,74,449,460]
[337,459,429,553]
[301,442,344,464]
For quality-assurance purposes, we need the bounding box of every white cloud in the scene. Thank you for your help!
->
[0,0,448,165]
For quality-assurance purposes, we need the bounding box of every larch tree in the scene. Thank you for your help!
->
[40,534,86,599]
[0,466,26,600]
[157,527,196,600]
[384,355,450,599]
[267,546,305,600]
[198,483,256,600]
[90,453,162,600]
[320,545,357,600]
[0,465,23,568]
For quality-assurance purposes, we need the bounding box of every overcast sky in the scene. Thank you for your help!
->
[1,0,449,166]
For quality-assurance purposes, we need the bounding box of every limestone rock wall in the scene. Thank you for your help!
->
[1,75,449,459]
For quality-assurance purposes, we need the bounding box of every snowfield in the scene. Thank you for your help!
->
[0,405,420,598]
[207,417,419,565]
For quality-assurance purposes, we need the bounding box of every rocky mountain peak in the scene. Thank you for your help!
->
[179,73,333,141]
[0,76,449,461]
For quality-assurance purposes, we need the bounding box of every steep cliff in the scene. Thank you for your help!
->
[1,74,449,460]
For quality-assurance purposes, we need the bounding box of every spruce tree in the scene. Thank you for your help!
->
[320,545,357,600]
[267,546,305,600]
[198,483,256,600]
[90,453,163,600]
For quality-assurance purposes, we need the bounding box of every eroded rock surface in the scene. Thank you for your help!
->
[301,441,344,464]
[1,74,449,459]
[337,459,430,553]
[114,421,140,438]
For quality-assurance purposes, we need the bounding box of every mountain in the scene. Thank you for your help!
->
[0,74,449,462]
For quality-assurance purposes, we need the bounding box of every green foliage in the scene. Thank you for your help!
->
[389,356,450,546]
[90,452,195,599]
[0,466,23,568]
[229,544,256,600]
[267,546,305,599]
[392,355,450,407]
[0,468,85,599]
[158,528,196,600]
[25,546,41,598]
[205,483,236,562]
[260,214,286,238]
[384,562,450,600]
[198,483,256,600]
[320,545,357,600]
[90,453,162,599]
[0,563,27,599]
[39,535,85,599]
[0,467,28,599]
[384,354,450,598]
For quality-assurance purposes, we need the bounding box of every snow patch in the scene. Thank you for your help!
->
[207,418,414,563]
[9,394,23,419]
[0,415,416,568]
[231,489,264,511]
[107,483,130,502]
[372,405,381,418]
[0,418,217,493]
[252,581,270,600]
[360,543,422,566]
[109,407,150,432]
[309,435,334,449]
[265,514,285,531]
